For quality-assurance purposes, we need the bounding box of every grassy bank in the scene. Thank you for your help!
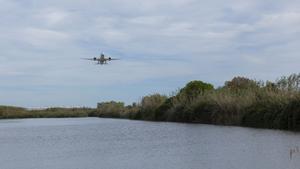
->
[0,106,95,119]
[1,73,300,132]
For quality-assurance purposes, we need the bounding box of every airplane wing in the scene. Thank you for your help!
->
[81,58,96,60]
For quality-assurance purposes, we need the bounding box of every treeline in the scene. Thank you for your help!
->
[95,73,300,131]
[1,73,300,131]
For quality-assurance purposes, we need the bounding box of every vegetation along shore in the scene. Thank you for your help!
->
[1,73,300,131]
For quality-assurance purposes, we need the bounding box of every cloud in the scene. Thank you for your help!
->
[20,27,71,48]
[0,0,300,107]
[35,8,70,26]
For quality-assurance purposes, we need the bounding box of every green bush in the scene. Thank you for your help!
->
[154,97,174,121]
[134,94,167,120]
[242,90,294,129]
[179,80,214,97]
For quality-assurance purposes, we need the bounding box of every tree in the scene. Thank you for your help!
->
[224,77,259,90]
[276,73,300,92]
[179,80,214,97]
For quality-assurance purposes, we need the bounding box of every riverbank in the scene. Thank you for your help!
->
[1,73,300,131]
[0,106,94,119]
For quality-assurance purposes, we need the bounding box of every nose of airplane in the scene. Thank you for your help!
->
[109,57,111,60]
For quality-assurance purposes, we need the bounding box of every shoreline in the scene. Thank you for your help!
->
[1,73,300,132]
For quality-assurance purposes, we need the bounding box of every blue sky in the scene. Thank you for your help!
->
[0,0,300,108]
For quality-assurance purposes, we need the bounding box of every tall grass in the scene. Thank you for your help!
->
[104,73,300,131]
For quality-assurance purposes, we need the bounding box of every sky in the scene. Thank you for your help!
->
[0,0,300,108]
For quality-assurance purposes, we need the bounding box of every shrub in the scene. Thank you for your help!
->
[96,101,125,118]
[179,80,214,97]
[242,90,292,129]
[276,73,300,92]
[224,77,260,91]
[134,94,167,120]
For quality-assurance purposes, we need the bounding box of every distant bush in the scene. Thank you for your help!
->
[154,97,174,121]
[0,106,28,118]
[30,107,91,118]
[149,81,214,122]
[224,76,260,91]
[242,92,281,128]
[0,106,92,119]
[285,97,300,130]
[207,89,255,125]
[276,73,300,92]
[133,94,167,120]
[123,103,140,119]
[96,101,125,118]
[241,89,300,130]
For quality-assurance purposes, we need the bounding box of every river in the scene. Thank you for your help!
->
[0,118,299,169]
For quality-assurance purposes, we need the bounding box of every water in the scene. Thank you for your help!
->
[0,118,299,169]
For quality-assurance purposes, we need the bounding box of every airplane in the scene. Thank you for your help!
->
[82,52,119,65]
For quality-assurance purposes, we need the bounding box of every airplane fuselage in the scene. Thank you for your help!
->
[93,54,113,64]
[82,53,118,65]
